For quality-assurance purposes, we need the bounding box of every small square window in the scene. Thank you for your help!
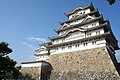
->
[92,41,96,45]
[96,31,100,35]
[75,44,79,48]
[61,46,65,50]
[83,11,85,14]
[92,23,96,26]
[68,45,72,49]
[83,43,88,46]
[87,33,91,37]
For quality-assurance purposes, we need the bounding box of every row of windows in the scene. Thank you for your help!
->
[71,11,86,19]
[56,30,101,44]
[29,67,40,69]
[87,31,100,37]
[60,22,98,37]
[96,31,100,35]
[70,18,97,27]
[60,21,98,36]
[36,56,48,59]
[56,41,97,51]
[84,23,97,29]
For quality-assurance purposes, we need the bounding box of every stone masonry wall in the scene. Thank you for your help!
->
[49,47,120,80]
[20,67,41,80]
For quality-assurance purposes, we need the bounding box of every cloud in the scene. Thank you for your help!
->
[20,37,48,56]
[27,37,48,43]
[21,42,37,51]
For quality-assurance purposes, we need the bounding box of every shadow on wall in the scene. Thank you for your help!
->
[106,47,120,76]
[41,61,53,80]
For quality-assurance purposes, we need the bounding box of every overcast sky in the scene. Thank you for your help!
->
[0,0,120,65]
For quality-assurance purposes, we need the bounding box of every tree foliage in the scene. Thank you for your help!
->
[107,0,116,5]
[0,42,12,56]
[0,42,21,79]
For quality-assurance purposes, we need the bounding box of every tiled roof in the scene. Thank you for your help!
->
[55,15,103,33]
[50,21,107,40]
[65,3,95,16]
[60,10,100,25]
[47,32,110,48]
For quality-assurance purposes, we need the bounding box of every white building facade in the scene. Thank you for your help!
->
[47,3,119,55]
[22,3,119,64]
[35,45,50,61]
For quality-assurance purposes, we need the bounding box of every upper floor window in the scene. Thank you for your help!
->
[80,12,82,14]
[68,45,72,49]
[83,43,88,46]
[92,23,96,27]
[87,33,91,37]
[96,31,100,35]
[72,15,75,18]
[61,46,65,50]
[75,44,79,48]
[92,41,96,45]
[83,11,85,14]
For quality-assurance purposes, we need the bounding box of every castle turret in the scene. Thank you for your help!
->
[35,44,50,61]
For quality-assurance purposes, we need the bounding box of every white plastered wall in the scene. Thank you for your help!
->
[69,9,91,20]
[21,62,42,67]
[50,38,106,55]
[36,55,49,61]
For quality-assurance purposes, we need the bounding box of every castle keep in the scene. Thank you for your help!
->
[21,3,120,80]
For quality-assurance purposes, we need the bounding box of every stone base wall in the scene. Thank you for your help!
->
[49,47,120,80]
[20,67,41,80]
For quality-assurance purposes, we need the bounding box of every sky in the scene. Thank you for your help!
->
[0,0,120,65]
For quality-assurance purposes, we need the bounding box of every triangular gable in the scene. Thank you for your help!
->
[61,23,69,29]
[73,6,84,11]
[66,7,84,16]
[81,15,95,23]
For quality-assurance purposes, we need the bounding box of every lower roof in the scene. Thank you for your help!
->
[50,22,108,40]
[21,60,49,64]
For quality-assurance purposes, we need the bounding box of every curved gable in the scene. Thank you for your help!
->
[64,28,86,37]
[65,29,86,42]
[69,7,83,15]
[65,3,94,16]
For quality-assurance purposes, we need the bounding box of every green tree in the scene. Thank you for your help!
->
[0,42,12,56]
[107,0,116,5]
[0,42,21,79]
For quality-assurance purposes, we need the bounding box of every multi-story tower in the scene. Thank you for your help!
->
[47,3,119,54]
[47,3,120,80]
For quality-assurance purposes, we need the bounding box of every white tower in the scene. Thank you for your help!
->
[35,45,49,61]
